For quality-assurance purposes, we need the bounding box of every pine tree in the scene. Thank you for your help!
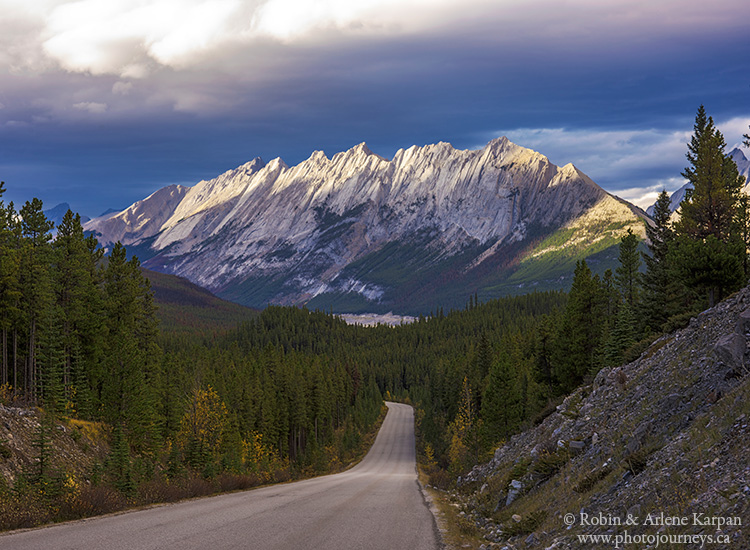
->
[552,260,606,392]
[673,106,745,307]
[53,210,103,413]
[603,229,644,365]
[678,106,741,241]
[101,243,160,453]
[447,376,474,475]
[19,199,54,401]
[29,413,57,498]
[108,424,135,495]
[533,314,556,396]
[0,187,22,389]
[604,301,638,366]
[4,202,24,395]
[481,352,519,445]
[470,333,493,413]
[641,190,681,332]
[614,229,641,309]
[737,193,750,281]
[37,307,66,416]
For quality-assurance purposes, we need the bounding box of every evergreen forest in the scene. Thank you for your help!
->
[1,105,748,528]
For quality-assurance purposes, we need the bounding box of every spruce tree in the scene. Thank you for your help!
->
[37,307,66,416]
[53,210,102,413]
[102,243,160,453]
[737,194,750,281]
[0,188,22,388]
[533,314,556,396]
[30,413,56,496]
[603,229,644,365]
[108,424,135,495]
[19,199,54,401]
[641,190,681,332]
[614,228,641,308]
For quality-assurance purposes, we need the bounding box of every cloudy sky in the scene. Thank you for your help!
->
[1,0,749,217]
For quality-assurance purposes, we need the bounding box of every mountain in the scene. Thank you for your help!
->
[730,147,750,183]
[84,137,647,313]
[645,183,691,217]
[43,202,90,226]
[646,147,750,216]
[142,268,259,333]
[98,208,122,217]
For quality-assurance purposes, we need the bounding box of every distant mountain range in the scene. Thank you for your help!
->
[84,137,648,314]
[43,202,91,226]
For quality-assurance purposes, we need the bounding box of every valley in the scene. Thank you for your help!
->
[1,108,749,548]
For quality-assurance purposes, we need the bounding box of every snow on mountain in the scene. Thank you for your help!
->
[84,137,647,312]
[646,183,692,217]
[87,185,189,247]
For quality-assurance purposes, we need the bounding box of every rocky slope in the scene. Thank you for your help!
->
[0,406,108,489]
[85,138,647,313]
[453,287,750,549]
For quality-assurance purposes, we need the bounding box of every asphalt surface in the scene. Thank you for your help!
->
[1,402,440,550]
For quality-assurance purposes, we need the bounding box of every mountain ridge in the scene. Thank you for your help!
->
[85,137,648,313]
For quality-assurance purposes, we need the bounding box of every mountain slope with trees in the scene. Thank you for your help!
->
[1,106,748,535]
[453,281,750,549]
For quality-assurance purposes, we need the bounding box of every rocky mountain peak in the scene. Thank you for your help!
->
[729,147,748,163]
[84,137,648,312]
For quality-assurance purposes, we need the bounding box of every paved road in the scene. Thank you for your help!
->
[1,402,440,550]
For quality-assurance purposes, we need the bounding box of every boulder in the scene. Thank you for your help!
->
[713,332,745,368]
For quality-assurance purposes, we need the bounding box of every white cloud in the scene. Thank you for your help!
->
[497,125,691,177]
[492,116,750,210]
[73,101,108,114]
[38,0,448,76]
[613,178,686,210]
[0,0,740,77]
[719,117,750,151]
[112,81,133,95]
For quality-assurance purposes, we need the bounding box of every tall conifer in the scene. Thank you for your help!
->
[552,260,606,391]
[673,106,745,307]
